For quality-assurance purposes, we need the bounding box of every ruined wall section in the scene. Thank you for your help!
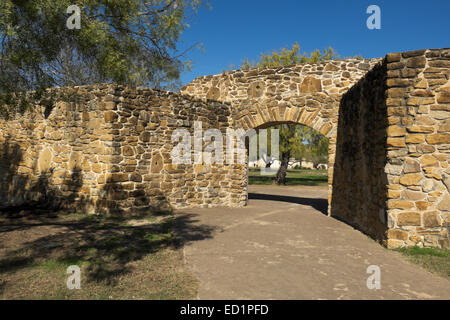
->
[1,50,448,248]
[104,86,247,213]
[182,58,382,215]
[331,61,389,243]
[0,85,112,213]
[0,84,247,214]
[181,58,381,144]
[384,48,450,248]
[182,58,381,104]
[331,48,450,248]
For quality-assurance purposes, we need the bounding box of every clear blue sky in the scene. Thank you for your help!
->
[178,0,450,85]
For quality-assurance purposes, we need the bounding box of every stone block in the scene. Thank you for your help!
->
[388,200,415,210]
[427,134,450,145]
[387,229,409,240]
[397,212,421,226]
[298,77,322,93]
[406,56,426,68]
[400,174,423,186]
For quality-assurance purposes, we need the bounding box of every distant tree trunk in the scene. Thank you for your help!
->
[276,151,290,185]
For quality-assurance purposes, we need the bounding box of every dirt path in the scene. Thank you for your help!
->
[175,185,450,300]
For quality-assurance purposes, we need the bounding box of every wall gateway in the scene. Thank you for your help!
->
[1,48,449,249]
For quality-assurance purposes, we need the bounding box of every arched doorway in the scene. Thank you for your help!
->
[234,96,338,215]
[246,121,330,215]
[181,60,380,215]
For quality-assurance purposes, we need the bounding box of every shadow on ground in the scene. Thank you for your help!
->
[248,193,328,215]
[248,176,327,186]
[0,211,217,288]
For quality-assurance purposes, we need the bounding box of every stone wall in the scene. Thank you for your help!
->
[331,61,389,243]
[331,48,450,248]
[182,58,381,102]
[1,49,449,248]
[384,49,450,248]
[0,84,247,214]
[182,58,381,214]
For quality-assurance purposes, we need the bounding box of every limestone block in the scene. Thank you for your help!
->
[298,77,322,93]
[397,212,421,226]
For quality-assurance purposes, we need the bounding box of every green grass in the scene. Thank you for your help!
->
[0,210,199,300]
[396,246,449,258]
[394,246,450,280]
[33,258,89,270]
[59,210,171,225]
[248,168,328,186]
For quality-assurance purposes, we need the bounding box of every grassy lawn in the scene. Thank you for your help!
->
[249,168,328,186]
[394,246,450,280]
[0,210,201,299]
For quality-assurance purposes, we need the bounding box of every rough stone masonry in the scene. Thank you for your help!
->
[0,48,449,249]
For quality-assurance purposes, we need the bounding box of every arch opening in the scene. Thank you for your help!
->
[244,121,333,215]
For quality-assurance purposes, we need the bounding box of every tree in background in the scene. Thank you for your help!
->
[241,42,337,69]
[244,43,337,184]
[0,0,206,117]
[258,125,328,184]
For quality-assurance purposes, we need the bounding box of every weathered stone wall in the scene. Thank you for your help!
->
[182,58,381,214]
[384,49,450,248]
[1,49,449,248]
[331,61,389,243]
[182,58,381,102]
[0,84,247,214]
[331,48,450,248]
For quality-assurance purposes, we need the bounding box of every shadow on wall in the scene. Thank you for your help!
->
[0,125,214,289]
[0,135,172,216]
[97,128,172,215]
[0,138,85,214]
[331,60,389,243]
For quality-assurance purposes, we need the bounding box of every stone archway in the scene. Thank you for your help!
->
[181,58,381,214]
[232,93,339,215]
[2,48,447,248]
